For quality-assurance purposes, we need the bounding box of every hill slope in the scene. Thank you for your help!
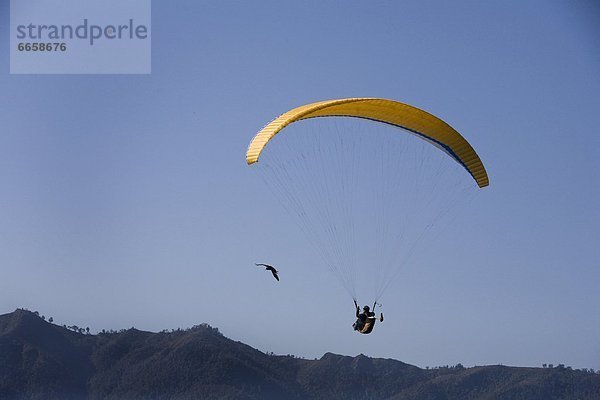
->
[1,309,598,400]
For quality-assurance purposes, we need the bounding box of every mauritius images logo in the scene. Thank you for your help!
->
[10,0,151,74]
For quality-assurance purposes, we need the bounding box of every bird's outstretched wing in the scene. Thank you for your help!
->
[255,263,274,269]
[271,270,280,281]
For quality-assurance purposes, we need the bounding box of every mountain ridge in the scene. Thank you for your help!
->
[1,309,598,400]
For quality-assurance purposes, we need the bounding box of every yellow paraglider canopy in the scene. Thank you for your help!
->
[246,98,489,188]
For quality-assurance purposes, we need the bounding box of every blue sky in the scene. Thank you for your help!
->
[1,1,599,370]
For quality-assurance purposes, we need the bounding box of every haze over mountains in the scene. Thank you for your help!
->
[1,309,598,400]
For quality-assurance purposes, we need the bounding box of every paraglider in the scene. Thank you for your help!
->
[246,98,488,188]
[246,98,488,334]
[353,300,384,334]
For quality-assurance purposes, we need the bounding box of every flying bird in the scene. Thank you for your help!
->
[255,263,279,281]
